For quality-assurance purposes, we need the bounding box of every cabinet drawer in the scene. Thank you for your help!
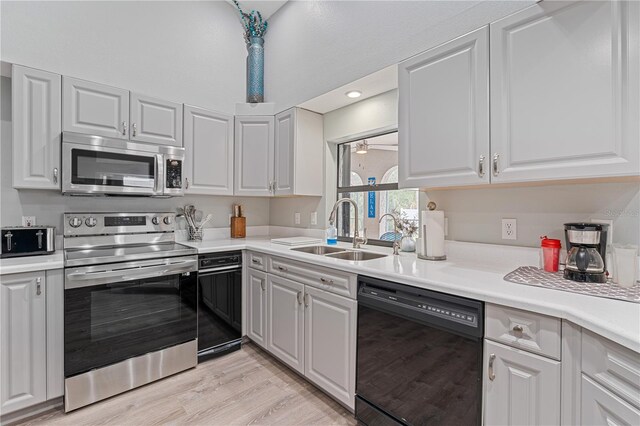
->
[247,252,267,271]
[486,304,561,360]
[582,329,640,408]
[268,256,356,299]
[582,374,640,425]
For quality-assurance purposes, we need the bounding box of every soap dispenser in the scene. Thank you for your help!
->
[326,224,338,245]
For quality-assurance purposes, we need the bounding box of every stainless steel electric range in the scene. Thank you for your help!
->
[62,212,198,412]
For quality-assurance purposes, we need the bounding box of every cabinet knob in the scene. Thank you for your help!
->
[478,156,485,177]
[320,277,334,285]
[53,168,59,184]
[36,277,42,296]
[185,178,190,190]
[260,281,265,291]
[512,324,524,334]
[488,353,496,381]
[132,123,137,137]
[122,121,128,136]
[277,265,288,272]
[297,291,303,305]
[492,153,500,177]
[304,293,309,307]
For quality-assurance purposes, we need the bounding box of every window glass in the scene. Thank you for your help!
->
[336,132,418,244]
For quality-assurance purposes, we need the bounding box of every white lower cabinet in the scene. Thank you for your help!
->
[266,275,304,374]
[484,340,561,426]
[304,286,356,408]
[246,269,268,349]
[581,374,640,426]
[1,272,47,414]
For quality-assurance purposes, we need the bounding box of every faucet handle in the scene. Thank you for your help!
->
[356,228,368,248]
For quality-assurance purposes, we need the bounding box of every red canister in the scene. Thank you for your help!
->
[540,236,562,272]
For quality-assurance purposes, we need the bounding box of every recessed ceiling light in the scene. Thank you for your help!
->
[355,140,368,154]
[346,90,362,99]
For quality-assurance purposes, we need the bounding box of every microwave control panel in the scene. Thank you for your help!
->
[166,159,183,189]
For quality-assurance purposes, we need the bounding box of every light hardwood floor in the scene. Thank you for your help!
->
[18,344,356,426]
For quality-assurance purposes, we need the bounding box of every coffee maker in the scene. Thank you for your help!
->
[564,223,608,283]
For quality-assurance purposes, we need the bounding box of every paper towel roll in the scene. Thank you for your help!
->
[422,210,445,258]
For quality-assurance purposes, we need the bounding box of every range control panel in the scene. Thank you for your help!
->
[64,212,175,236]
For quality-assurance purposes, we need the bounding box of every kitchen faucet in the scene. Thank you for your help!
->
[328,198,367,249]
[378,213,401,255]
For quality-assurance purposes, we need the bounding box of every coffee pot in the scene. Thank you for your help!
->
[564,223,608,283]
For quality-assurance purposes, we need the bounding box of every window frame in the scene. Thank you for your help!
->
[335,129,401,247]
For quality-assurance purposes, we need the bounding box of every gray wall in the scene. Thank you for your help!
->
[0,77,270,230]
[1,1,246,115]
[264,0,536,112]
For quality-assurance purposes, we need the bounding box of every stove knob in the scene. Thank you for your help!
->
[85,217,97,227]
[163,216,173,225]
[69,217,82,228]
[152,216,161,225]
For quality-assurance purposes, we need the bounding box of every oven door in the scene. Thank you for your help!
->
[64,256,198,378]
[62,140,162,196]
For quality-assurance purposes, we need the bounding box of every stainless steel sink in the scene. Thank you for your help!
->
[290,245,346,255]
[325,251,388,261]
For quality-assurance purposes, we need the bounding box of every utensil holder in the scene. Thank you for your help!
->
[231,217,246,239]
[188,227,203,241]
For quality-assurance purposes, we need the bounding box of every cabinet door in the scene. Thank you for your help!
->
[581,374,640,426]
[490,1,640,182]
[246,269,267,349]
[62,77,129,139]
[12,66,62,190]
[274,108,295,195]
[45,269,64,400]
[130,93,182,146]
[266,275,304,374]
[398,26,489,189]
[234,116,274,196]
[0,272,47,414]
[304,286,357,409]
[484,340,560,426]
[183,105,233,195]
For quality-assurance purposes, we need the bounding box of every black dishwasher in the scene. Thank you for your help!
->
[197,251,243,361]
[356,276,484,426]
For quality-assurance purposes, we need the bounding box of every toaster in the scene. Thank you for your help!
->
[1,226,56,258]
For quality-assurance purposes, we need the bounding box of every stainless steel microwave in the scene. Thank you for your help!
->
[62,132,184,197]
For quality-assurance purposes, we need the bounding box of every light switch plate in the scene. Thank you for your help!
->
[22,216,36,227]
[294,212,301,225]
[502,218,517,240]
[310,212,318,226]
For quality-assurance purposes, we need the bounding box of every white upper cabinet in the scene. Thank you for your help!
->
[130,93,182,146]
[12,65,62,190]
[183,105,233,195]
[273,108,324,196]
[490,0,640,182]
[1,272,47,415]
[234,115,275,196]
[62,76,129,139]
[399,26,490,189]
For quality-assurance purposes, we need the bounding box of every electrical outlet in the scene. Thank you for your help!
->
[502,218,517,240]
[590,218,613,245]
[22,216,36,227]
[294,212,301,225]
[310,212,318,226]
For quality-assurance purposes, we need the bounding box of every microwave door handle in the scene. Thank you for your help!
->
[155,155,162,194]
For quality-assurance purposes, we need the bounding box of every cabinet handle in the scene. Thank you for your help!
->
[122,121,128,135]
[488,353,496,381]
[53,168,59,184]
[132,123,137,137]
[260,281,265,291]
[297,291,303,305]
[185,178,190,189]
[304,293,309,307]
[512,324,524,334]
[277,265,288,272]
[36,277,42,296]
[478,156,485,177]
[492,153,500,177]
[320,277,334,285]
[252,258,262,265]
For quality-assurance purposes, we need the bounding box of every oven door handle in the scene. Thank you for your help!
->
[65,258,197,289]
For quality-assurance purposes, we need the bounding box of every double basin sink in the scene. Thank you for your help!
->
[291,245,388,261]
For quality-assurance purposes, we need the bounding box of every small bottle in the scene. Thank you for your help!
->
[326,224,338,245]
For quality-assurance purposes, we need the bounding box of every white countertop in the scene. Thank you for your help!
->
[0,252,64,276]
[2,237,637,353]
[181,237,640,353]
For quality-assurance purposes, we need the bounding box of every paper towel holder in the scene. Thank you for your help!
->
[418,204,447,261]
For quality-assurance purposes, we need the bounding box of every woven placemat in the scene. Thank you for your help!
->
[504,266,640,304]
